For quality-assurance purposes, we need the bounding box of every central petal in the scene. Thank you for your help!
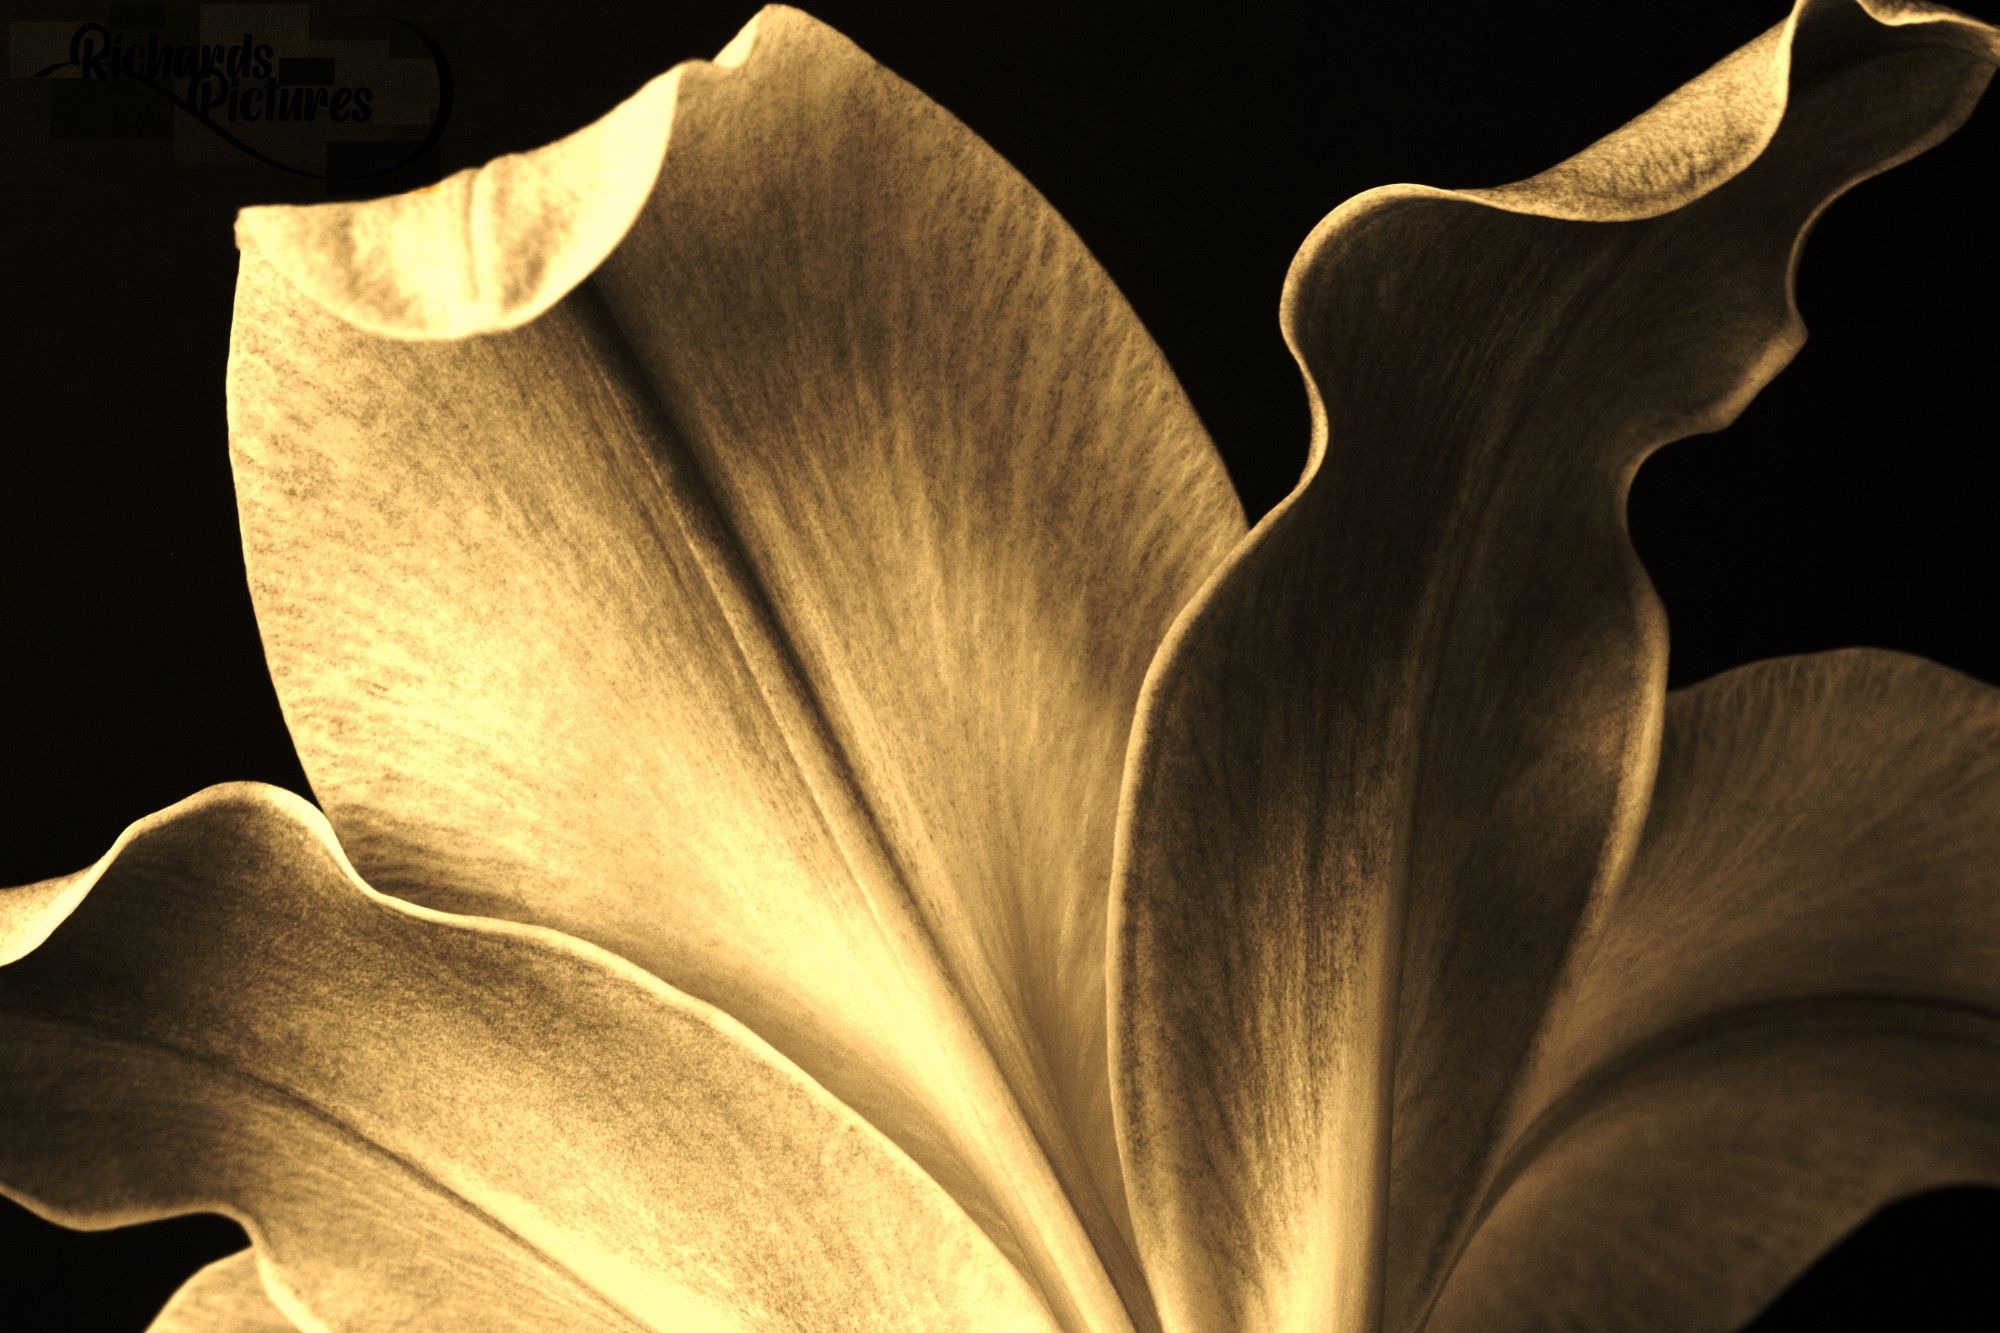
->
[224,7,1245,1329]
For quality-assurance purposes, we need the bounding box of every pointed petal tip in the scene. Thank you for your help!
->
[1403,1,1989,226]
[1277,0,1998,466]
[230,9,779,342]
[1282,0,1999,302]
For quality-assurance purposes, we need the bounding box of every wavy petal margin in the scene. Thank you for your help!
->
[1109,2,1997,1329]
[0,785,1055,1331]
[1432,651,2000,1329]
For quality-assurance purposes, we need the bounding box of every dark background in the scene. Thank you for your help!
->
[2,0,1996,1326]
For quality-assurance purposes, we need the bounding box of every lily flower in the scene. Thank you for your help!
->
[4,2,1998,1329]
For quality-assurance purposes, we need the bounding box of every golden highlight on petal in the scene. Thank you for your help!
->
[232,47,696,339]
[0,785,1057,1331]
[147,1251,295,1333]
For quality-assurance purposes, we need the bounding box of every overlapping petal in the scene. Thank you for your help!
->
[0,785,1056,1331]
[1429,650,2000,1329]
[1108,3,1997,1330]
[226,6,1243,1325]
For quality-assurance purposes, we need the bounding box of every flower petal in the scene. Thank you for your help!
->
[1108,3,1996,1329]
[1428,650,2000,1330]
[226,6,1242,1324]
[148,1251,294,1333]
[0,785,1056,1332]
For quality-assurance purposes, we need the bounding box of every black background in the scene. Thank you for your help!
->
[3,0,1997,1326]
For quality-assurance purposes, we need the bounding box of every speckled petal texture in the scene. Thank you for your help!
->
[226,7,1241,1327]
[1109,2,1997,1330]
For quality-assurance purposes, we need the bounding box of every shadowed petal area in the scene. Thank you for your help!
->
[0,785,1057,1332]
[226,7,1243,1326]
[1428,650,2000,1329]
[1108,3,1997,1330]
[148,1251,295,1332]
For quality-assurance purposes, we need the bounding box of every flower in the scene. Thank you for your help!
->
[3,0,1997,1329]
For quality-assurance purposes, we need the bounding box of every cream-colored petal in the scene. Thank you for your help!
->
[0,785,1056,1332]
[1428,650,2000,1330]
[148,1251,295,1333]
[226,8,1242,1327]
[1108,3,1997,1330]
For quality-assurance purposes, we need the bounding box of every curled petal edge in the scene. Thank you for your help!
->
[231,11,762,340]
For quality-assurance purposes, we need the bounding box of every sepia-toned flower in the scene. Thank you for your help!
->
[4,2,1998,1329]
